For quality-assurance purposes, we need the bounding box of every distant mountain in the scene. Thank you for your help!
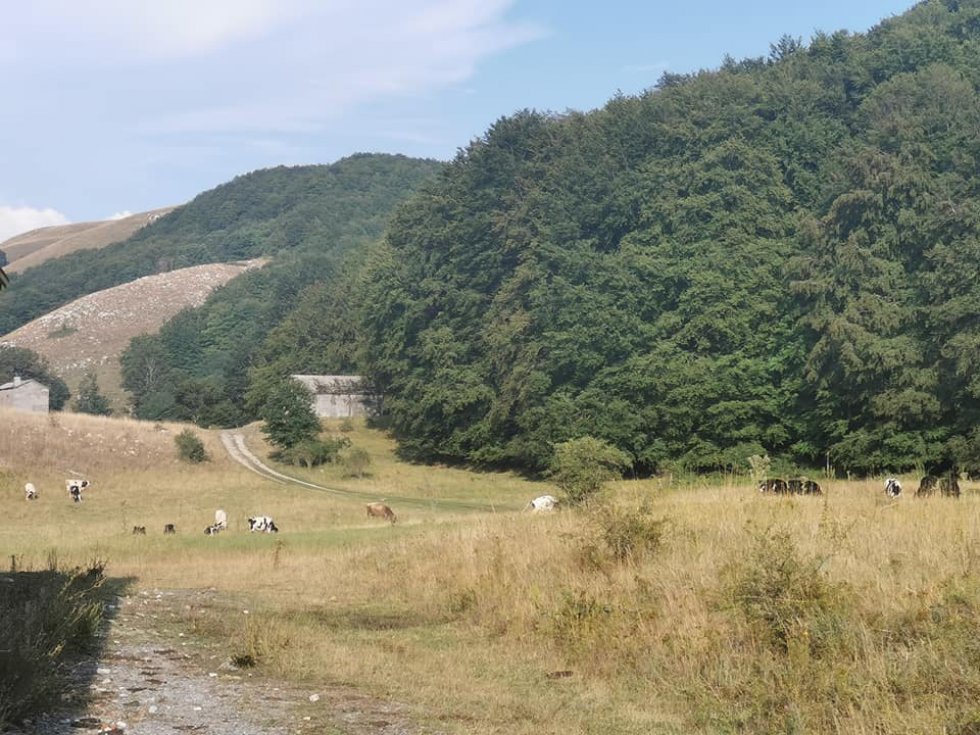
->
[1,207,176,274]
[0,260,264,409]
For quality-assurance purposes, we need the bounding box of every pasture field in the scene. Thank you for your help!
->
[2,408,980,733]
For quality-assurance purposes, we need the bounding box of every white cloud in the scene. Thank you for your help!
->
[0,206,70,244]
[107,211,134,221]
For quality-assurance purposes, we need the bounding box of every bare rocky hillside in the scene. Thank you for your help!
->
[2,207,177,273]
[0,260,265,408]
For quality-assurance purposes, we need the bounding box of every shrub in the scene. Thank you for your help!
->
[549,436,632,506]
[174,428,209,463]
[272,437,350,467]
[342,446,372,477]
[260,380,321,450]
[0,562,108,727]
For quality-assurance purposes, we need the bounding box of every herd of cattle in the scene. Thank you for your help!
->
[16,474,966,533]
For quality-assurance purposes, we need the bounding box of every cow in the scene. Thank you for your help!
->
[940,476,961,498]
[132,526,146,535]
[248,516,278,533]
[801,480,823,495]
[66,478,90,496]
[163,523,176,534]
[24,482,37,500]
[526,495,560,512]
[758,479,788,494]
[366,502,397,524]
[204,524,223,536]
[884,478,902,498]
[214,509,228,530]
[69,484,83,503]
[787,480,804,494]
[915,475,939,497]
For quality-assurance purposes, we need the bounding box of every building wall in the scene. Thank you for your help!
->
[0,383,49,413]
[313,391,371,418]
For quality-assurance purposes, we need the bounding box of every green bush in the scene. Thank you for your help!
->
[272,437,350,467]
[342,446,372,477]
[174,428,209,463]
[549,436,632,506]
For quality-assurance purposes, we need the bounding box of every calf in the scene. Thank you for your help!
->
[940,476,961,498]
[24,482,37,501]
[366,502,397,524]
[884,478,902,498]
[526,495,559,512]
[801,480,823,495]
[248,516,279,533]
[204,523,223,536]
[758,479,788,494]
[132,526,146,535]
[163,523,176,534]
[915,475,939,497]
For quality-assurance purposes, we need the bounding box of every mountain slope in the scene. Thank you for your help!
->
[2,207,177,274]
[1,260,264,408]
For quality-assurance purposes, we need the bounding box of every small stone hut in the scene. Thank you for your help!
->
[290,375,377,418]
[0,376,49,413]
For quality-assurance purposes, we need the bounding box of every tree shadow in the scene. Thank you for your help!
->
[0,563,136,732]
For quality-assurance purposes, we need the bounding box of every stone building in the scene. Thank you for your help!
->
[0,376,49,413]
[290,375,377,418]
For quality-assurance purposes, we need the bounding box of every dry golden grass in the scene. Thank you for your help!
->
[2,408,980,733]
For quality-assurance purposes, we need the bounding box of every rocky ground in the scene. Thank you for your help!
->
[17,588,434,735]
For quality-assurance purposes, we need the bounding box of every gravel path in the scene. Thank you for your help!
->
[20,589,433,735]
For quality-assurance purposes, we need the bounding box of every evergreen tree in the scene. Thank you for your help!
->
[73,371,112,416]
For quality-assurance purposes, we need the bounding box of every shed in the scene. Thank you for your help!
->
[0,376,50,413]
[290,375,377,418]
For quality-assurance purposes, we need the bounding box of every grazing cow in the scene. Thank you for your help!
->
[69,485,83,503]
[132,526,146,535]
[24,482,37,500]
[248,516,278,533]
[758,479,788,494]
[884,478,902,498]
[940,476,961,498]
[163,523,176,534]
[366,502,397,524]
[66,478,90,496]
[526,495,560,512]
[916,475,939,497]
[801,480,823,495]
[787,480,804,494]
[204,523,223,536]
[214,509,228,530]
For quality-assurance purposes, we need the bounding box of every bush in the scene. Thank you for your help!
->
[577,505,669,567]
[174,429,209,463]
[0,562,108,727]
[272,437,350,467]
[342,446,372,477]
[549,436,632,506]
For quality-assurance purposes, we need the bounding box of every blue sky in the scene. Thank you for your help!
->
[0,0,913,241]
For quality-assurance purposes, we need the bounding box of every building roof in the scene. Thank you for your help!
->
[0,376,44,391]
[290,374,369,395]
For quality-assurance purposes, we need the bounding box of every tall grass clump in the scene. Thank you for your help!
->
[0,560,109,727]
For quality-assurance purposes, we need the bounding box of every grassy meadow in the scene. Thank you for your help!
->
[2,407,980,733]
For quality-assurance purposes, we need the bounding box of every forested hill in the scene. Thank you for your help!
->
[358,1,980,476]
[0,154,442,336]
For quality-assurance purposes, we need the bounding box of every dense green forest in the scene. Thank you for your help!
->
[355,0,980,476]
[0,155,441,336]
[113,155,442,426]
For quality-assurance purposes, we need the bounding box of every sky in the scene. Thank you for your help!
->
[0,0,915,242]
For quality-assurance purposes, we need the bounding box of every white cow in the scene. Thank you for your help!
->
[66,478,90,496]
[214,509,228,530]
[526,495,560,512]
[24,482,37,500]
[248,515,278,533]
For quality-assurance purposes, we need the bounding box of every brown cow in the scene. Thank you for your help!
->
[366,502,396,524]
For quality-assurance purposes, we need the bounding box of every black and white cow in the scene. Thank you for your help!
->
[163,523,176,534]
[204,524,223,536]
[248,516,278,533]
[801,480,823,495]
[758,479,788,494]
[884,478,902,498]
